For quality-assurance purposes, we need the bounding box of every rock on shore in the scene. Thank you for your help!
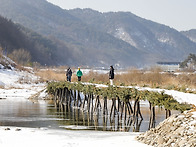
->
[136,111,196,147]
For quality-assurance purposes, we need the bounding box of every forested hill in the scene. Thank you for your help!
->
[68,9,196,64]
[0,15,72,66]
[0,0,196,68]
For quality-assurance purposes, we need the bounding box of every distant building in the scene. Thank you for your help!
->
[156,62,181,72]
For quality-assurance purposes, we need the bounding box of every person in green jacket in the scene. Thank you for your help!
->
[76,67,83,81]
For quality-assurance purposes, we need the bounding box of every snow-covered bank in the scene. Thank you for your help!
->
[136,111,196,146]
[133,86,196,106]
[0,127,150,147]
[0,69,45,101]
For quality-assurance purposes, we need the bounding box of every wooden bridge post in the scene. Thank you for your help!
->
[137,101,143,120]
[69,90,74,106]
[54,89,58,101]
[91,94,94,112]
[165,109,171,119]
[82,94,87,109]
[60,88,64,104]
[127,101,133,114]
[73,90,76,106]
[124,101,127,122]
[68,89,72,107]
[103,96,108,115]
[65,88,68,106]
[117,97,120,112]
[58,88,62,104]
[76,90,79,107]
[86,94,90,112]
[120,102,124,120]
[109,98,117,121]
[149,102,155,129]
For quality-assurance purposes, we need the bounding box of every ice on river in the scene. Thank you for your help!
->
[0,127,151,147]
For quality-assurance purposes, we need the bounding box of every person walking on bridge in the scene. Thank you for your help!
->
[66,67,72,82]
[109,65,114,85]
[76,67,83,82]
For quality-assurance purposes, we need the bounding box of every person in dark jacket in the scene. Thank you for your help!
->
[109,65,114,85]
[66,67,72,82]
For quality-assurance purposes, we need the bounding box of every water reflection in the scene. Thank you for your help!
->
[52,101,174,132]
[0,99,54,128]
[0,99,178,132]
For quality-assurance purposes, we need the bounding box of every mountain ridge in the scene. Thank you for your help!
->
[0,0,196,68]
[68,8,196,62]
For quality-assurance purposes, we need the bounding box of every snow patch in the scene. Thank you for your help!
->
[0,126,150,147]
[0,81,5,87]
[192,112,196,118]
[114,27,137,47]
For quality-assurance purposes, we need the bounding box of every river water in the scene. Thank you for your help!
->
[0,98,178,132]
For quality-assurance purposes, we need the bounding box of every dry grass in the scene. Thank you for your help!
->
[0,85,4,89]
[115,70,196,91]
[82,70,109,84]
[35,67,196,92]
[35,69,66,82]
[35,68,109,83]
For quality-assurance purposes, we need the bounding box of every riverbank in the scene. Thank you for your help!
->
[136,110,196,146]
[0,126,150,147]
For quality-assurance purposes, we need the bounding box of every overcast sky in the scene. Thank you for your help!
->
[47,0,196,31]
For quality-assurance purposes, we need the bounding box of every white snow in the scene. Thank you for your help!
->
[0,69,45,101]
[114,27,137,48]
[0,81,5,87]
[192,112,196,118]
[133,86,196,106]
[0,127,150,147]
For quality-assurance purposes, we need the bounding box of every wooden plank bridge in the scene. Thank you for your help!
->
[47,81,192,131]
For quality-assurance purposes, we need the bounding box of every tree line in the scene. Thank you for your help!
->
[0,15,71,66]
[180,53,196,70]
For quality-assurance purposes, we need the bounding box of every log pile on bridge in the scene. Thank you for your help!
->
[47,81,192,130]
